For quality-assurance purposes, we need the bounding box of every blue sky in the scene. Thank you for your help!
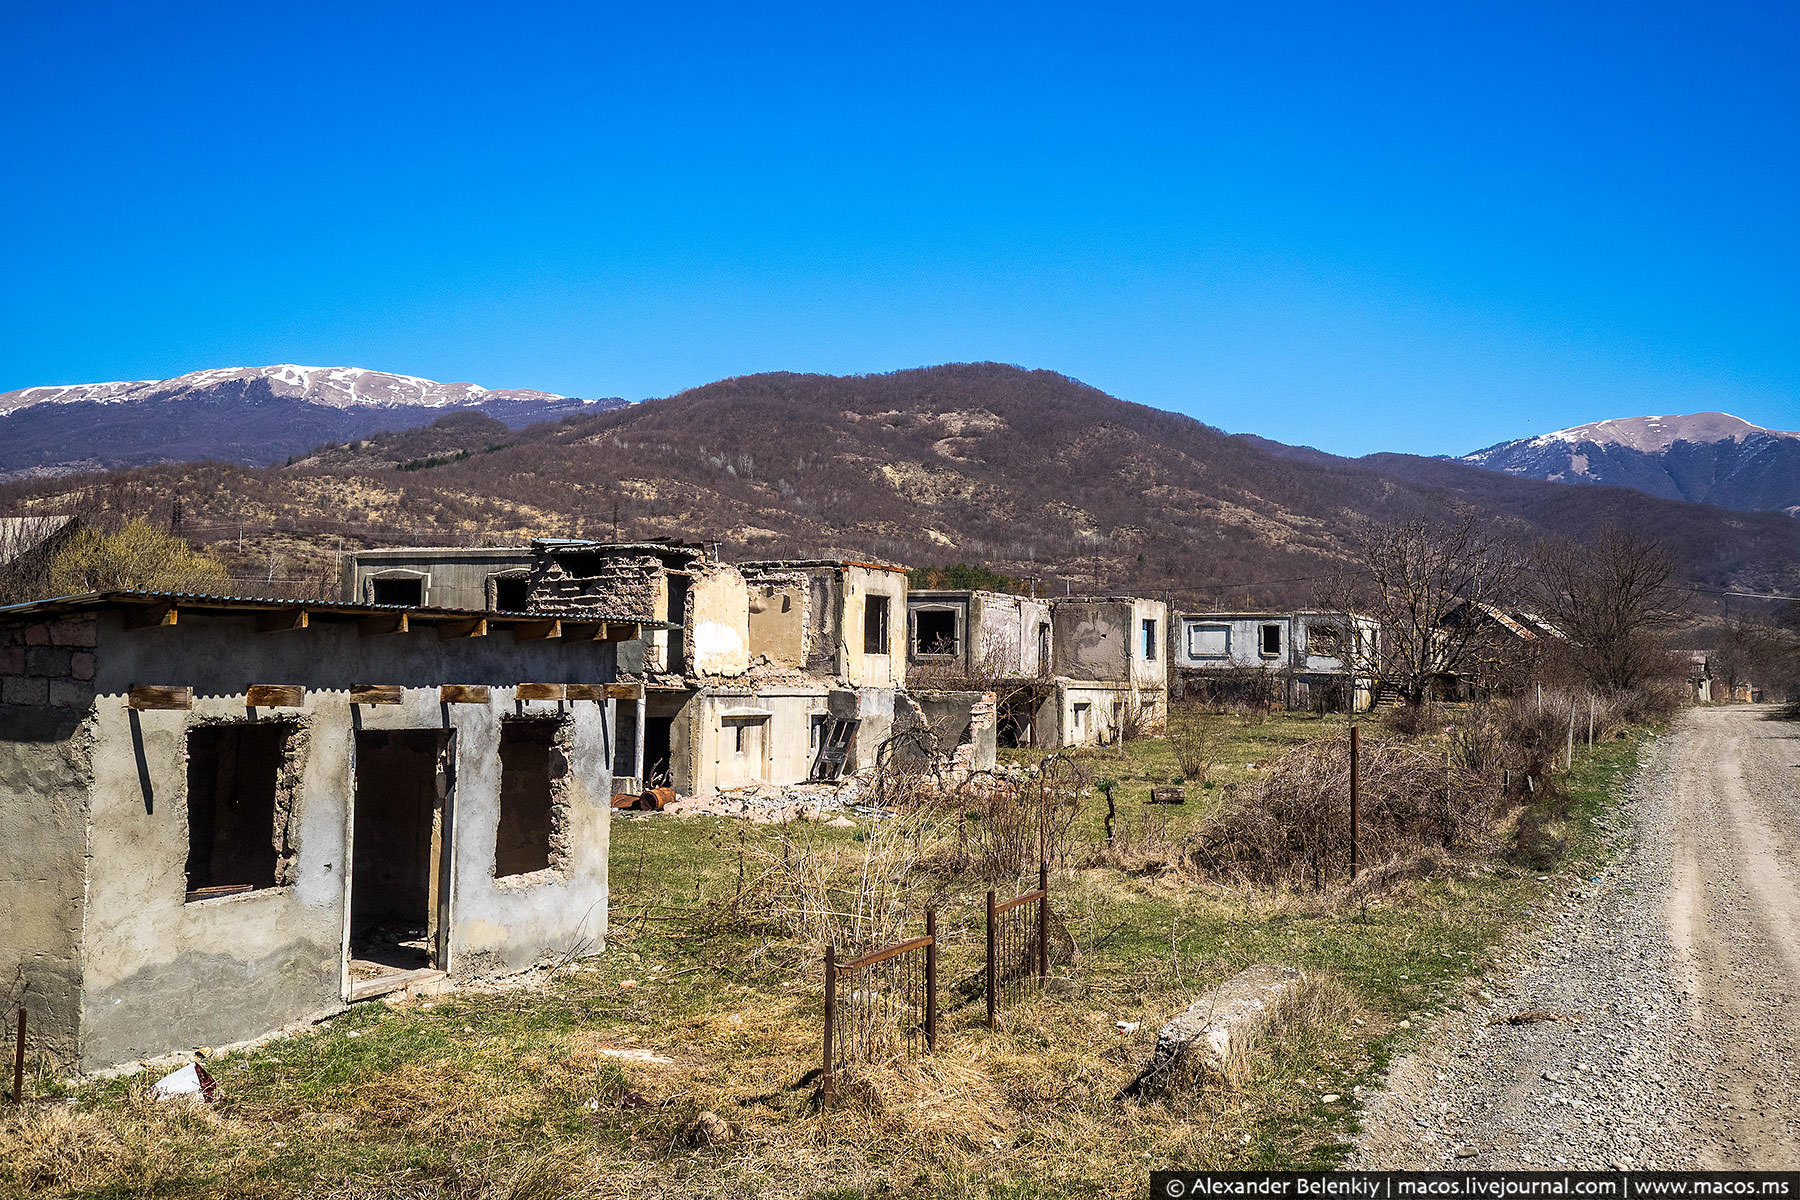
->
[3,1,1796,456]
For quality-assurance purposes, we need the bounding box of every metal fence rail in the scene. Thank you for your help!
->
[986,861,1049,1029]
[822,910,937,1105]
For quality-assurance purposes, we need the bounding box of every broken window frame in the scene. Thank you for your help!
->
[1184,621,1230,660]
[488,571,531,613]
[1141,618,1158,661]
[1259,622,1284,658]
[911,606,960,658]
[183,720,301,903]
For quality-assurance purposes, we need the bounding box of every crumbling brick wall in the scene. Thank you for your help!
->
[525,552,663,620]
[0,616,97,711]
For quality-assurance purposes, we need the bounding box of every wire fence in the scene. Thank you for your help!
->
[985,862,1049,1030]
[821,911,937,1105]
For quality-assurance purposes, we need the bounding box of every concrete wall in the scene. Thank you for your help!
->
[0,615,97,1070]
[1173,613,1293,671]
[840,566,906,688]
[686,686,831,792]
[689,568,750,677]
[746,578,807,669]
[342,548,535,610]
[1052,600,1131,682]
[65,609,617,1070]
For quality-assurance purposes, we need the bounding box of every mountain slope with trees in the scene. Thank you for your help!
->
[3,363,1796,608]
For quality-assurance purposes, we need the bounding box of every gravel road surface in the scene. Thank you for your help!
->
[1353,705,1800,1169]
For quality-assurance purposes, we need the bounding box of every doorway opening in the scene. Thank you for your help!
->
[349,729,451,994]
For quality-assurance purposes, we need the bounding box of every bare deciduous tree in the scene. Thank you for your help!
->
[1333,511,1525,708]
[1532,527,1687,693]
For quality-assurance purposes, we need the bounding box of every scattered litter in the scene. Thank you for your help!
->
[346,1031,362,1039]
[152,1062,217,1104]
[1322,1093,1341,1103]
[620,1091,658,1109]
[620,980,639,990]
[1115,1021,1140,1033]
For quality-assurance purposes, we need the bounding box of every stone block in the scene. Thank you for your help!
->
[26,646,73,677]
[49,619,97,647]
[1125,964,1307,1094]
[69,652,95,681]
[48,680,92,709]
[0,646,23,675]
[24,623,50,646]
[3,675,50,706]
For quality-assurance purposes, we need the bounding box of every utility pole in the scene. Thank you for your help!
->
[1348,725,1360,881]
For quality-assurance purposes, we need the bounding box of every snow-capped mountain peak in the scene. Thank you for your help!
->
[0,364,565,414]
[1459,411,1800,514]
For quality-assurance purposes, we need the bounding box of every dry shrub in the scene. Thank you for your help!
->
[1164,702,1224,784]
[306,1150,602,1200]
[1184,735,1499,888]
[924,756,1087,881]
[728,811,939,961]
[828,1057,1010,1151]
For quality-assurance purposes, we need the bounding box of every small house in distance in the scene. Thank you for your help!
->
[0,590,652,1072]
[1171,610,1375,712]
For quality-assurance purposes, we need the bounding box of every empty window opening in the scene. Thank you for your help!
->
[864,595,890,655]
[1259,623,1283,657]
[665,576,690,670]
[913,608,959,656]
[1142,618,1158,660]
[185,722,298,902]
[496,718,568,879]
[371,575,424,606]
[1037,622,1051,671]
[809,712,828,751]
[720,715,768,787]
[351,729,450,974]
[612,700,640,782]
[491,574,530,613]
[1073,701,1092,736]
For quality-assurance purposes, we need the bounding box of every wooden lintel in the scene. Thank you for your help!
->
[349,684,404,705]
[602,623,642,642]
[511,619,562,641]
[246,684,306,708]
[128,685,192,710]
[440,684,491,705]
[437,617,488,640]
[602,682,644,700]
[123,603,177,631]
[515,683,567,702]
[256,609,309,634]
[563,683,605,702]
[358,613,410,637]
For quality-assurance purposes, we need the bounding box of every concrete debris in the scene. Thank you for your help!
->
[1123,964,1308,1096]
[152,1062,217,1104]
[646,778,894,824]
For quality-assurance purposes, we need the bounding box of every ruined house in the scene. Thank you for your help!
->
[1170,610,1376,711]
[905,590,1167,747]
[0,590,650,1072]
[347,541,994,793]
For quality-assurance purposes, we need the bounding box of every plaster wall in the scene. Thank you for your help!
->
[1052,601,1130,682]
[746,579,807,668]
[0,615,96,1070]
[690,568,750,676]
[72,611,617,1070]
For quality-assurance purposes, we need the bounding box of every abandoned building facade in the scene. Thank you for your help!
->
[904,589,1170,747]
[0,591,646,1072]
[1170,610,1378,712]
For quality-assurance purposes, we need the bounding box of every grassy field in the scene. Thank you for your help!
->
[2,713,1652,1200]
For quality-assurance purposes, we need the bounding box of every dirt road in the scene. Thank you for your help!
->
[1353,706,1800,1169]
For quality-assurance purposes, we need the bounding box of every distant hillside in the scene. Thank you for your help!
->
[0,364,626,479]
[5,364,1798,607]
[1456,412,1800,516]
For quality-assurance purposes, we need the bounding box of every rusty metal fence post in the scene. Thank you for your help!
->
[12,1008,24,1105]
[1036,860,1049,981]
[821,947,836,1105]
[924,908,938,1052]
[1348,725,1360,882]
[985,889,997,1030]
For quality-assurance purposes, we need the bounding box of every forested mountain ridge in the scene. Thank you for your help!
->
[4,363,1796,608]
